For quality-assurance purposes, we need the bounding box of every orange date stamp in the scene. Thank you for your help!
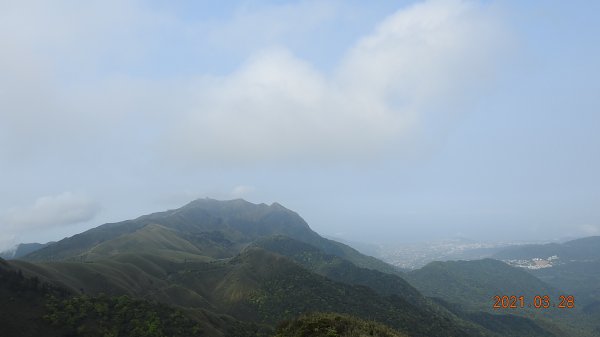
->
[492,295,575,309]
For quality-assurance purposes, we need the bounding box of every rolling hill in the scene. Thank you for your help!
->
[10,246,479,337]
[493,236,600,261]
[0,242,51,259]
[249,235,423,303]
[494,235,600,323]
[4,199,597,336]
[405,259,561,310]
[404,258,596,336]
[0,256,261,337]
[6,199,465,336]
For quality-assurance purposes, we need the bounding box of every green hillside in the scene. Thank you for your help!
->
[494,235,600,332]
[494,238,600,298]
[494,236,600,260]
[431,298,559,337]
[531,258,600,331]
[405,259,561,311]
[5,199,597,336]
[405,258,594,336]
[25,199,398,274]
[0,257,258,337]
[250,235,423,303]
[250,236,573,336]
[274,312,408,337]
[12,243,574,337]
[0,257,66,337]
[11,248,480,337]
[201,247,471,337]
[533,259,600,301]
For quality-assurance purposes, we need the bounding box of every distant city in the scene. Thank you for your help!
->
[362,238,565,270]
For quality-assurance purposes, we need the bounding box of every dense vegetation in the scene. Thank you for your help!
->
[405,259,561,311]
[7,247,472,337]
[274,312,408,337]
[1,257,262,337]
[44,295,202,337]
[493,236,600,333]
[250,236,422,302]
[431,298,559,337]
[0,257,69,337]
[405,258,596,336]
[229,248,471,336]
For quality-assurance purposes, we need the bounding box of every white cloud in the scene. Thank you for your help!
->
[0,0,509,166]
[231,185,256,199]
[580,224,600,236]
[0,234,17,254]
[0,0,173,160]
[168,0,508,164]
[1,192,99,230]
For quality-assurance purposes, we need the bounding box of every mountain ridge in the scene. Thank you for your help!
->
[24,198,399,275]
[4,198,596,336]
[494,236,600,261]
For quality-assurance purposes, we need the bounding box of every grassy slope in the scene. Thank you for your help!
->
[405,259,561,310]
[24,199,399,275]
[9,199,594,336]
[9,243,580,337]
[431,297,563,337]
[11,249,482,337]
[493,236,600,334]
[185,247,477,337]
[532,260,600,302]
[250,235,422,302]
[252,236,574,337]
[0,257,263,337]
[9,231,574,337]
[405,259,594,336]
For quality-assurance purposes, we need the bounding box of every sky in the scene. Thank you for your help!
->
[1,0,599,250]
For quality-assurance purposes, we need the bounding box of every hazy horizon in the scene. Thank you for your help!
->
[0,196,595,251]
[1,0,599,250]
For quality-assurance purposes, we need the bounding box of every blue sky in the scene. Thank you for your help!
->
[1,0,599,249]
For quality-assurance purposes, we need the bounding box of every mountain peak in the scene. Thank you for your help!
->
[24,197,317,262]
[269,201,287,210]
[186,197,252,206]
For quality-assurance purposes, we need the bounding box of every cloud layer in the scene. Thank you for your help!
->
[0,0,508,166]
[0,1,523,246]
[1,192,99,230]
[170,0,507,163]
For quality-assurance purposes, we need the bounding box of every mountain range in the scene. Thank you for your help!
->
[493,236,600,319]
[0,242,52,260]
[1,198,599,336]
